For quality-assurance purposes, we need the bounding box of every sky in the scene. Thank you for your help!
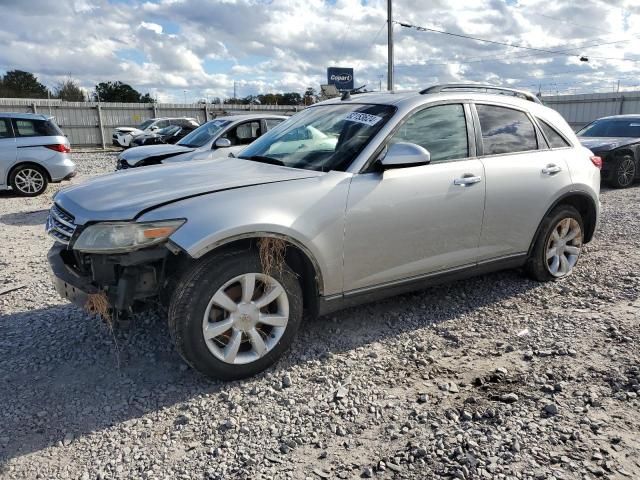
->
[0,0,639,102]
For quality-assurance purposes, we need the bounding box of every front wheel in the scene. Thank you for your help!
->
[168,250,302,380]
[10,165,48,196]
[526,205,584,282]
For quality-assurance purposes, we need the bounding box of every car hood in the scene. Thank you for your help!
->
[119,144,195,164]
[115,127,143,135]
[578,136,640,152]
[54,158,324,224]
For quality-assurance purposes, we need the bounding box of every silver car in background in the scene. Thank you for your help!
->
[116,114,287,170]
[0,113,75,196]
[46,84,600,380]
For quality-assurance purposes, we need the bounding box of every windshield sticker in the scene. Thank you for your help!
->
[345,112,383,127]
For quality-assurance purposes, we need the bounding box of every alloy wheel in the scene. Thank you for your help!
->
[14,168,45,194]
[617,157,635,187]
[202,273,289,365]
[545,218,583,277]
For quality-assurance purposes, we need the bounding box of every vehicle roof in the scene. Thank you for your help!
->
[211,114,289,122]
[150,117,198,121]
[0,112,52,120]
[316,89,547,112]
[590,114,640,121]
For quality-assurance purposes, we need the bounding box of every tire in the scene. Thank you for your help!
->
[168,249,303,380]
[609,154,636,188]
[9,164,48,197]
[526,205,584,282]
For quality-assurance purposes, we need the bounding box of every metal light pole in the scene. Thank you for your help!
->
[387,0,394,91]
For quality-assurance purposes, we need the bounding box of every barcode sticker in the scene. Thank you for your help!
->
[345,112,383,126]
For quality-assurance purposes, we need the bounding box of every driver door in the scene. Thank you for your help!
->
[342,103,485,292]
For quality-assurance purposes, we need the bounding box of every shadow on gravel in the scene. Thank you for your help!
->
[0,209,48,226]
[0,269,539,462]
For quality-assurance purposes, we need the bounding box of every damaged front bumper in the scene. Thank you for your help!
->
[47,242,176,312]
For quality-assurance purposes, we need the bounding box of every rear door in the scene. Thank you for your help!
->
[0,118,17,186]
[474,103,572,260]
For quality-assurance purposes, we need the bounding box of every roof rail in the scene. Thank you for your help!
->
[420,83,542,104]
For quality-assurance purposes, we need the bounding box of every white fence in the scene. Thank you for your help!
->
[0,98,300,147]
[541,91,640,131]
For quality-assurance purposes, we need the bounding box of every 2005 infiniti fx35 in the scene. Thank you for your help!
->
[47,84,601,380]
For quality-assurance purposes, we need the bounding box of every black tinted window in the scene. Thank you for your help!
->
[577,119,640,138]
[0,119,12,138]
[390,104,468,162]
[538,119,570,148]
[12,119,62,137]
[477,105,538,155]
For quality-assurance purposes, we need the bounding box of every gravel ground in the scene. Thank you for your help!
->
[0,152,639,480]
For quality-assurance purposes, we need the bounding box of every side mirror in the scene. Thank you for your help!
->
[215,137,232,148]
[149,126,159,131]
[379,142,431,169]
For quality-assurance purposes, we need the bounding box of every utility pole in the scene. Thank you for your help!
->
[233,81,237,103]
[387,0,393,91]
[617,80,620,93]
[378,74,384,91]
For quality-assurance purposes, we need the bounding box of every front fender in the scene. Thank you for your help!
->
[138,172,353,296]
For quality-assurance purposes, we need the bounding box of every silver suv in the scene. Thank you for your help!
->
[46,84,601,380]
[1,113,75,196]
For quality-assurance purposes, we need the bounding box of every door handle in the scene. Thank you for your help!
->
[542,164,562,175]
[454,174,482,186]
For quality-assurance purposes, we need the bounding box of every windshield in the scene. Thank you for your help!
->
[578,118,640,138]
[139,119,154,130]
[238,104,396,171]
[178,119,231,148]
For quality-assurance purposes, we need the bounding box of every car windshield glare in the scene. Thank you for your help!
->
[238,104,396,172]
[178,120,231,148]
[139,120,154,130]
[578,119,640,138]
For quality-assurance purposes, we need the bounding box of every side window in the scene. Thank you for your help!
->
[0,119,12,139]
[156,120,169,129]
[538,119,570,148]
[389,104,468,163]
[227,121,261,145]
[476,105,538,155]
[265,119,284,132]
[12,119,59,137]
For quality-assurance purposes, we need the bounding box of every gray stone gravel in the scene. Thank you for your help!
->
[1,152,639,479]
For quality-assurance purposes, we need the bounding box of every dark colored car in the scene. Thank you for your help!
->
[578,115,640,188]
[130,123,197,147]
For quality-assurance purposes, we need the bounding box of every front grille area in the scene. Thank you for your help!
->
[46,204,77,245]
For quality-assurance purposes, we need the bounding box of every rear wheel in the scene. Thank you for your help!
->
[10,165,48,196]
[609,154,636,188]
[168,250,302,380]
[526,205,584,282]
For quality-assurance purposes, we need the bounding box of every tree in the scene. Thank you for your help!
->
[280,92,302,105]
[304,87,318,106]
[0,70,49,98]
[94,81,154,103]
[54,78,85,102]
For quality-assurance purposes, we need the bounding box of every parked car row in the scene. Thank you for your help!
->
[116,114,286,169]
[112,117,200,148]
[46,84,603,380]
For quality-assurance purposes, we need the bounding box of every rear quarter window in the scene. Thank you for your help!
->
[12,119,63,137]
[538,119,570,148]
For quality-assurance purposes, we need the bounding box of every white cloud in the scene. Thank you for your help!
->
[0,0,639,101]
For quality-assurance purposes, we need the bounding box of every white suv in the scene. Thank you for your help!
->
[47,84,601,380]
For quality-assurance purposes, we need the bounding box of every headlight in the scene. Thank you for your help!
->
[73,220,185,253]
